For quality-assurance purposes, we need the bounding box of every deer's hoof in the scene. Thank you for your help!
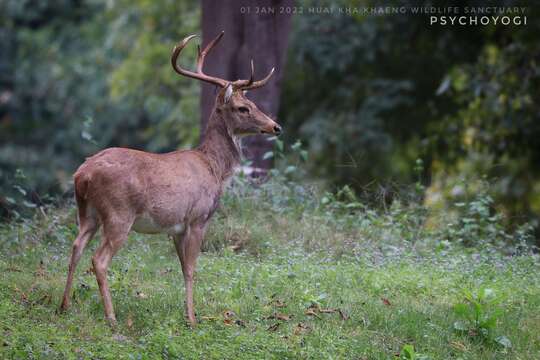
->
[187,317,197,328]
[58,301,69,313]
[106,316,118,328]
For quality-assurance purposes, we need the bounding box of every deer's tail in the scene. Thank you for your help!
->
[74,171,91,226]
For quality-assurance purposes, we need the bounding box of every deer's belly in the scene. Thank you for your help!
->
[131,213,185,235]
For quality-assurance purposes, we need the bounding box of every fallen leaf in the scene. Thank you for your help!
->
[267,312,292,321]
[159,268,173,275]
[229,242,244,252]
[112,334,128,342]
[338,309,350,321]
[320,308,337,313]
[35,260,46,277]
[381,298,391,306]
[267,322,281,331]
[37,294,51,305]
[201,316,218,321]
[14,287,28,303]
[449,341,467,352]
[304,308,321,318]
[135,291,148,299]
[293,322,311,335]
[127,315,133,329]
[222,310,244,326]
[4,266,21,272]
[269,299,287,308]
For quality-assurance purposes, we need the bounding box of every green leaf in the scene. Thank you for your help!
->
[453,303,469,317]
[482,288,495,299]
[262,151,274,160]
[480,316,497,331]
[22,200,37,208]
[436,75,451,95]
[473,302,483,319]
[13,185,26,196]
[453,321,468,332]
[494,335,512,349]
[284,166,296,174]
[317,293,328,301]
[462,289,474,302]
[400,344,415,360]
[81,130,93,141]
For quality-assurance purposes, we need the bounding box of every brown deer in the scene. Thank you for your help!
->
[59,31,281,327]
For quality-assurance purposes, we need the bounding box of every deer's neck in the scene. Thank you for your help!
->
[197,111,241,182]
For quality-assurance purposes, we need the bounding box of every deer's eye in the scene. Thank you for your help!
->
[237,106,250,114]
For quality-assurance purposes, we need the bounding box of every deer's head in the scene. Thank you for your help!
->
[171,32,282,137]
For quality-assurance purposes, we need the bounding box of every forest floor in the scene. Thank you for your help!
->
[1,180,539,359]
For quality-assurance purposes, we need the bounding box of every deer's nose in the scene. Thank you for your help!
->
[273,125,282,135]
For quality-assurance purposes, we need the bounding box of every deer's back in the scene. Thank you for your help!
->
[75,147,221,233]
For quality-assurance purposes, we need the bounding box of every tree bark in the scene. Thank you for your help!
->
[201,0,293,171]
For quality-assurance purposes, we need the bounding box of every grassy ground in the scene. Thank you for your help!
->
[1,179,539,359]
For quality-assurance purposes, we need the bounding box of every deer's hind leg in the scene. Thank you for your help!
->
[92,216,133,325]
[60,209,99,311]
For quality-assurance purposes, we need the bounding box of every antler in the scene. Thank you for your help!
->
[233,59,275,91]
[171,32,275,90]
[171,32,228,88]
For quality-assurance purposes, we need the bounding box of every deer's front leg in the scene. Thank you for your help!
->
[173,224,205,327]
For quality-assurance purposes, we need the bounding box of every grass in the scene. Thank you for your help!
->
[1,177,539,359]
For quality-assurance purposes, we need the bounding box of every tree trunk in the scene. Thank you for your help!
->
[201,0,293,171]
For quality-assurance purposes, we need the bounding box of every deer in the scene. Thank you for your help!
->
[59,31,282,327]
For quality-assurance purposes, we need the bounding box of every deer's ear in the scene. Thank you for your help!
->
[224,84,233,103]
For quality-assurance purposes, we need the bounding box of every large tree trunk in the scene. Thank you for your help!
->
[201,0,293,171]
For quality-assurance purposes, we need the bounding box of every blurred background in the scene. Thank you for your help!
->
[1,0,539,242]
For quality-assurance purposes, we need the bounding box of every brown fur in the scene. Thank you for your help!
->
[60,87,281,326]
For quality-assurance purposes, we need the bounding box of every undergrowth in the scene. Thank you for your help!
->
[0,145,539,359]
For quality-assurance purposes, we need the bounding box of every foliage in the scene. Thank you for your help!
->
[400,344,429,360]
[428,40,540,232]
[453,287,512,350]
[281,0,484,186]
[0,0,198,217]
[279,0,540,235]
[433,183,508,247]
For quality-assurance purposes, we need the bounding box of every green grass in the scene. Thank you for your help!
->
[1,179,539,359]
